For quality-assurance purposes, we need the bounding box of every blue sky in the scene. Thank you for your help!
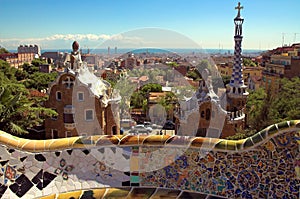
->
[0,0,299,50]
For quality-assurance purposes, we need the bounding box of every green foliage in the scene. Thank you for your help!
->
[226,128,256,140]
[0,59,57,135]
[166,62,179,67]
[173,85,196,100]
[246,88,272,131]
[268,77,300,122]
[0,47,9,54]
[15,69,29,81]
[128,68,166,82]
[186,70,201,81]
[197,60,211,74]
[246,77,300,132]
[22,62,39,75]
[221,75,231,85]
[0,60,17,81]
[31,58,46,67]
[243,58,257,67]
[131,91,146,108]
[105,79,116,88]
[130,83,162,109]
[141,83,162,93]
[24,72,58,91]
[158,92,178,113]
[0,85,57,135]
[114,77,137,118]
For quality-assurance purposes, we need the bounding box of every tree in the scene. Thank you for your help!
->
[22,62,39,75]
[0,60,17,81]
[246,77,300,133]
[221,75,231,85]
[243,58,257,67]
[246,88,272,131]
[130,83,163,115]
[15,69,29,81]
[114,77,137,119]
[23,72,58,91]
[0,85,57,135]
[131,91,146,108]
[269,77,300,122]
[0,47,9,54]
[166,62,179,68]
[0,60,57,135]
[186,70,201,81]
[141,83,162,93]
[158,92,178,115]
[31,58,46,67]
[197,60,211,74]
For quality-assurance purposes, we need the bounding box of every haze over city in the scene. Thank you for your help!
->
[1,0,299,50]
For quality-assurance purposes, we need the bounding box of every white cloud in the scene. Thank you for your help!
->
[0,33,145,49]
[0,28,201,50]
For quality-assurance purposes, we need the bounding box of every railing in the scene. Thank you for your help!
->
[227,108,245,121]
[64,123,76,130]
[262,70,283,77]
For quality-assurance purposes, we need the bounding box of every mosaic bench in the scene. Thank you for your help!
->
[0,120,299,198]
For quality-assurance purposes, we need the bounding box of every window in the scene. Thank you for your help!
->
[51,108,58,120]
[64,113,74,123]
[112,126,117,135]
[51,129,58,139]
[63,76,74,89]
[78,92,84,101]
[205,109,211,120]
[201,111,205,118]
[65,131,72,137]
[56,91,62,101]
[238,88,241,94]
[85,109,94,121]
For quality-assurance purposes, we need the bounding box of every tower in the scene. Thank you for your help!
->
[226,2,248,131]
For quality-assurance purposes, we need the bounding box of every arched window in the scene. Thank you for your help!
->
[112,126,117,135]
[56,91,62,101]
[201,111,205,118]
[205,108,211,120]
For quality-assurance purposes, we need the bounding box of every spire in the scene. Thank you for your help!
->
[228,2,248,96]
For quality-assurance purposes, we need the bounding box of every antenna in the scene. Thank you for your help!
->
[294,33,300,43]
[282,33,286,47]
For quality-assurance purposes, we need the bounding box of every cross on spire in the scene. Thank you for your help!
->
[235,2,243,18]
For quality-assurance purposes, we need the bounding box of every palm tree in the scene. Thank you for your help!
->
[0,86,27,134]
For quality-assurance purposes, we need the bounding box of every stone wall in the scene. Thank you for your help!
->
[0,120,298,198]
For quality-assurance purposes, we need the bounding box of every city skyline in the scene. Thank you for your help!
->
[0,0,299,50]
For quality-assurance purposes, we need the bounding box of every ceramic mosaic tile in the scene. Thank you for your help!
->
[0,120,297,198]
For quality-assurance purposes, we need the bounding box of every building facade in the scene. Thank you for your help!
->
[44,71,120,139]
[44,42,120,139]
[175,2,248,138]
[0,50,35,68]
[262,48,300,94]
[18,44,41,56]
[0,53,19,68]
